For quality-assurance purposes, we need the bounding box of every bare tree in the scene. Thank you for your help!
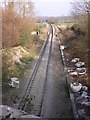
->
[3,0,7,10]
[15,1,35,18]
[71,1,90,31]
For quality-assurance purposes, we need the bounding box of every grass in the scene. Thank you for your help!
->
[2,20,47,106]
[20,56,33,64]
[2,48,33,81]
[2,46,37,97]
[20,32,29,46]
[2,23,47,100]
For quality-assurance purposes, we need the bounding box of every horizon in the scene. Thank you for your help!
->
[0,0,73,17]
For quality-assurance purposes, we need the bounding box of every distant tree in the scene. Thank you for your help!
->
[47,17,57,24]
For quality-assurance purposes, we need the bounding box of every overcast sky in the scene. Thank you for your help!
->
[33,0,72,17]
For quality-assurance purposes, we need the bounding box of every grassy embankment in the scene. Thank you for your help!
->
[2,23,47,84]
[58,16,89,87]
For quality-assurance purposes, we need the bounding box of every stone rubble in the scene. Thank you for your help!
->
[60,47,90,118]
[8,77,19,88]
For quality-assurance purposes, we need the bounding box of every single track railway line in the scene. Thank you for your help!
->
[18,23,53,116]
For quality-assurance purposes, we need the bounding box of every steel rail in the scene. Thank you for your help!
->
[18,24,53,113]
[38,24,53,116]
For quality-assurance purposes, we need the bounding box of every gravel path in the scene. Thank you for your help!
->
[40,32,74,118]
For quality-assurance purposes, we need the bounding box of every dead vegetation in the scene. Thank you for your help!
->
[57,1,90,88]
[1,1,47,81]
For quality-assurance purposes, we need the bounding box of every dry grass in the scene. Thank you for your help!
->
[2,23,47,81]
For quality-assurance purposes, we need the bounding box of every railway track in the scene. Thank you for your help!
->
[18,23,53,116]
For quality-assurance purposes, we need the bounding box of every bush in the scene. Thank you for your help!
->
[2,9,20,48]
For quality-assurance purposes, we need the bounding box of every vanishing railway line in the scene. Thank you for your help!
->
[1,24,78,119]
[18,23,53,116]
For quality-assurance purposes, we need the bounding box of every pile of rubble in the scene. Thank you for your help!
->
[67,57,90,104]
[8,77,20,88]
[59,44,90,118]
